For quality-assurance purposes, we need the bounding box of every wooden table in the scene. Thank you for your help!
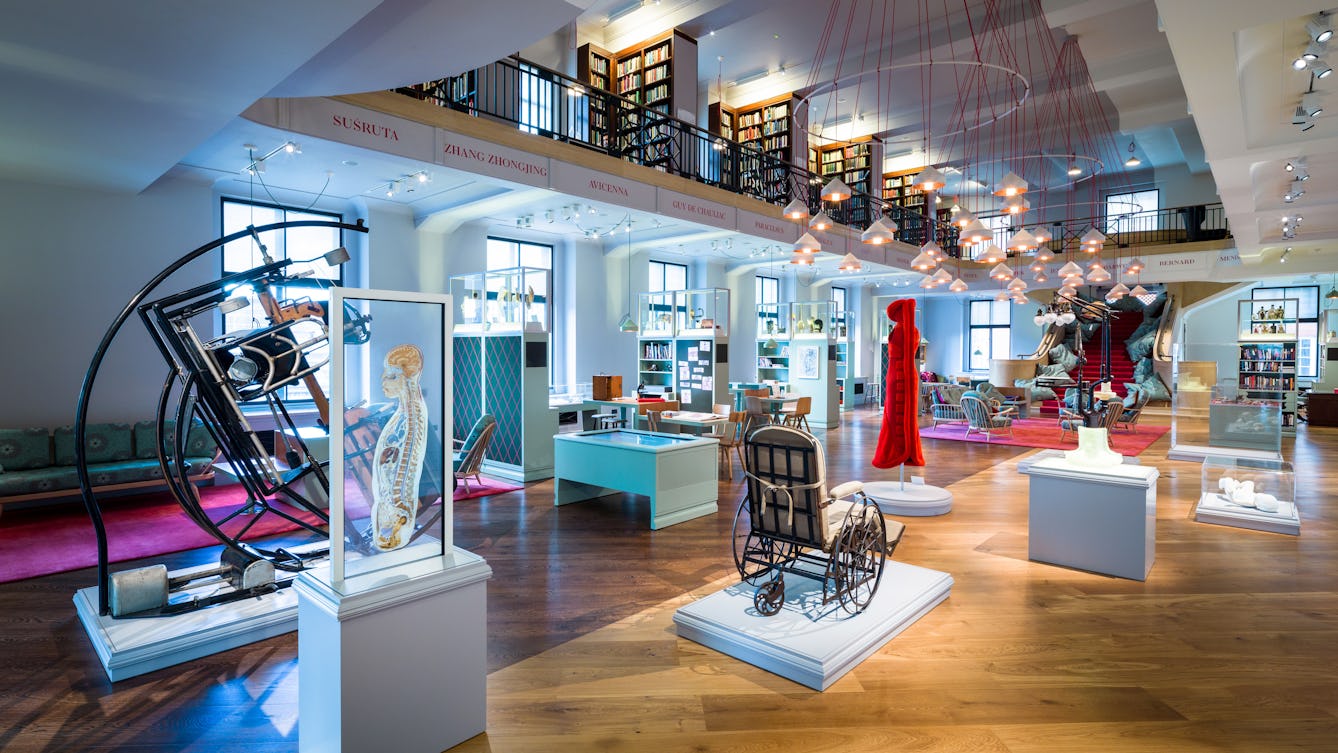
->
[552,429,718,529]
[657,411,727,434]
[1307,391,1338,426]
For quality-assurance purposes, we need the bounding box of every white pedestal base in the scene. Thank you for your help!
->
[74,581,298,682]
[673,560,952,690]
[1194,492,1300,535]
[1020,458,1160,581]
[1167,443,1283,463]
[863,481,953,516]
[296,550,492,753]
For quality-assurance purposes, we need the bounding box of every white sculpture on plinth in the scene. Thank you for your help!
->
[1218,476,1280,512]
[1064,427,1123,467]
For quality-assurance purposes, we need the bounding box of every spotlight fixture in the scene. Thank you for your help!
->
[283,141,301,154]
[1124,141,1141,167]
[1302,90,1324,117]
[1280,247,1293,262]
[1307,12,1333,44]
[1286,161,1295,172]
[1309,57,1334,79]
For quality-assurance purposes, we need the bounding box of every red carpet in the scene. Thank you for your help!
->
[920,417,1169,455]
[0,476,523,584]
[455,475,523,500]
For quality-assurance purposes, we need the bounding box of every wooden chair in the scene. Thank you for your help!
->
[640,400,680,432]
[779,396,812,432]
[742,395,772,437]
[706,412,747,479]
[960,394,1013,442]
[713,403,732,417]
[1116,389,1149,432]
[453,414,498,494]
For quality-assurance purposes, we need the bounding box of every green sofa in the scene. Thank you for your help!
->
[0,420,218,516]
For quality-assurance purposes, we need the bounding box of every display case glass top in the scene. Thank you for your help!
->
[1201,456,1294,511]
[449,267,550,334]
[639,291,677,336]
[790,300,836,341]
[676,288,729,336]
[1238,298,1298,341]
[757,302,788,339]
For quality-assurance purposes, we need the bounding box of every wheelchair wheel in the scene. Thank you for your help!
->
[732,498,796,585]
[830,502,888,615]
[753,576,785,616]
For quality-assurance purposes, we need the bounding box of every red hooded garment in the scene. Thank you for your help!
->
[872,298,926,468]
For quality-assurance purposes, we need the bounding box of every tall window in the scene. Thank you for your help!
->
[518,63,554,136]
[1106,189,1159,234]
[831,286,848,312]
[221,198,343,403]
[967,299,1010,372]
[756,275,779,304]
[648,260,688,292]
[1254,285,1319,379]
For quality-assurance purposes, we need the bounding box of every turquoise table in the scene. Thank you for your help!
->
[552,429,718,529]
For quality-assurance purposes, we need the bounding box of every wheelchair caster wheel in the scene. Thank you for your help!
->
[754,578,785,616]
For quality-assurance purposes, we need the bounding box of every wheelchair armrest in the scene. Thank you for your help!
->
[828,480,864,500]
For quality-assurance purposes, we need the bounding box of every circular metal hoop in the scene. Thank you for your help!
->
[799,60,1031,146]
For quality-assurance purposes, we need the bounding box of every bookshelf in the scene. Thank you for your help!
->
[602,29,698,168]
[729,93,801,202]
[638,338,675,391]
[1237,299,1299,433]
[577,43,614,148]
[883,166,953,241]
[708,102,735,141]
[814,137,880,227]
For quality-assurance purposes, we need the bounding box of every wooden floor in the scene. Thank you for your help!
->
[2,409,1336,752]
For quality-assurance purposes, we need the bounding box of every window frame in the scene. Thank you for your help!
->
[966,299,1010,372]
[219,197,344,405]
[648,259,689,293]
[1105,188,1160,235]
[756,274,779,305]
[486,236,556,386]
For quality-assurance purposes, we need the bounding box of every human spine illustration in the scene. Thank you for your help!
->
[372,344,429,550]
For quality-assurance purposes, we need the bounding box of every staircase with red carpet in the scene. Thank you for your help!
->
[1035,310,1143,416]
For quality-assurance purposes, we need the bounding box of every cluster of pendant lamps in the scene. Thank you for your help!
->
[787,161,1146,311]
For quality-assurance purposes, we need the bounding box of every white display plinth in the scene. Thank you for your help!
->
[74,578,299,682]
[1017,448,1139,473]
[1020,457,1160,581]
[296,549,492,753]
[673,560,952,690]
[863,480,953,516]
[1194,492,1300,535]
[1167,444,1283,463]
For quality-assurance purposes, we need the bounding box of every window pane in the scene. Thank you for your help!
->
[1253,288,1283,300]
[969,300,990,325]
[519,243,551,269]
[1288,286,1319,319]
[969,329,990,371]
[487,239,518,270]
[990,300,1010,324]
[666,263,687,290]
[1298,322,1318,378]
[991,328,1011,360]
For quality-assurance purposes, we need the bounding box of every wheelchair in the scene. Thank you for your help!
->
[733,425,904,616]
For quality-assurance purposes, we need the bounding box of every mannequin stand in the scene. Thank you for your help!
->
[864,464,953,516]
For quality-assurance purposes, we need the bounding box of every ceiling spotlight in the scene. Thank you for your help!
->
[1309,57,1334,78]
[1280,247,1293,262]
[1295,55,1312,71]
[1302,91,1324,117]
[284,141,301,154]
[1286,161,1295,172]
[1067,163,1082,176]
[1307,12,1333,44]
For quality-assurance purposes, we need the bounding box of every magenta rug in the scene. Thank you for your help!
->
[0,475,523,584]
[920,417,1169,455]
[455,475,523,500]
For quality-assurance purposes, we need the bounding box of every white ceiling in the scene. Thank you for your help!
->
[15,0,1336,281]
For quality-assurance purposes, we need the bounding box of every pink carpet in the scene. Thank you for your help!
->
[0,476,523,584]
[455,475,523,500]
[920,417,1169,455]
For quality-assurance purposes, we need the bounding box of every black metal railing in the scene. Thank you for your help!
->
[395,57,1227,262]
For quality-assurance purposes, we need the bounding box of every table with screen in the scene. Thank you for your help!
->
[552,429,718,529]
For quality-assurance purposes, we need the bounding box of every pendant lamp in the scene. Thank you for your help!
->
[1008,228,1038,252]
[918,274,938,289]
[837,253,862,272]
[1034,270,1050,284]
[948,277,969,293]
[1002,195,1031,215]
[931,267,953,284]
[1030,260,1047,273]
[1107,281,1130,299]
[1032,225,1052,244]
[1125,257,1145,274]
[990,262,1014,280]
[955,208,977,228]
[980,243,1006,264]
[1087,265,1112,283]
[1129,284,1150,298]
[809,210,833,231]
[793,232,821,254]
[820,177,852,202]
[1034,245,1054,262]
[914,165,946,192]
[921,237,944,258]
[1007,276,1028,292]
[994,289,1010,302]
[861,217,895,245]
[993,171,1029,197]
[961,218,992,245]
[789,255,814,265]
[1080,226,1107,249]
[911,249,938,270]
[782,199,810,220]
[1058,260,1084,278]
[618,221,639,332]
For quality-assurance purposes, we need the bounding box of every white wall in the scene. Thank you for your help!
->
[0,176,218,426]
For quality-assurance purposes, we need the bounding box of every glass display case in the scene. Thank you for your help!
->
[639,291,677,336]
[1237,298,1298,340]
[330,288,452,592]
[676,288,729,337]
[789,300,836,340]
[1207,387,1283,454]
[757,302,788,338]
[449,267,550,334]
[1195,456,1299,535]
